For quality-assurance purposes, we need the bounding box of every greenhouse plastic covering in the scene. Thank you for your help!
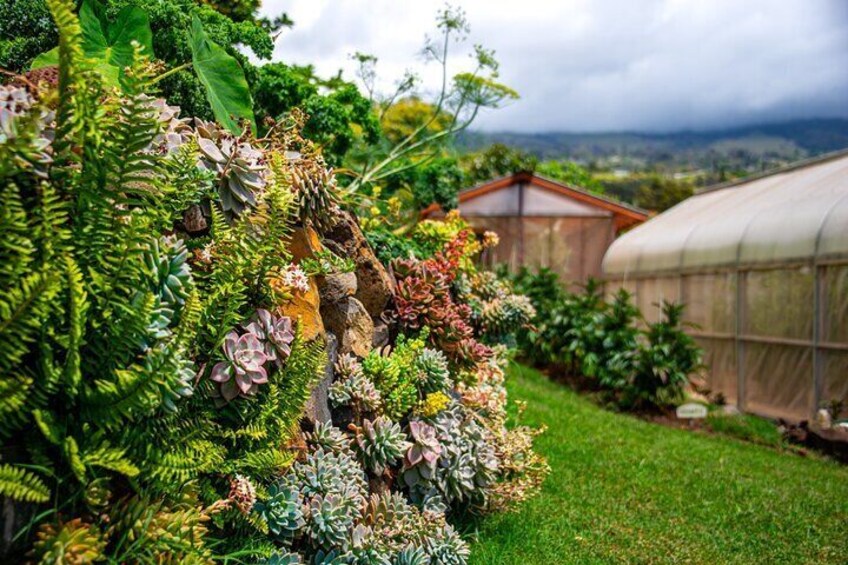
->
[604,151,848,275]
[602,151,848,421]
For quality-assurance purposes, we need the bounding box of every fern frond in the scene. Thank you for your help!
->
[0,268,61,374]
[144,439,227,488]
[0,374,33,437]
[62,254,87,394]
[0,463,50,503]
[82,442,140,478]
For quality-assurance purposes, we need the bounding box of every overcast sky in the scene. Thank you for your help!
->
[258,0,848,133]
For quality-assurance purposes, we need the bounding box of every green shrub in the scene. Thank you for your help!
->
[626,302,702,409]
[502,268,703,410]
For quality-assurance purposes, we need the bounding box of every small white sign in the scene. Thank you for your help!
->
[676,402,708,419]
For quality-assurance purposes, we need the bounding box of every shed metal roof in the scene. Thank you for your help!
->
[603,149,848,276]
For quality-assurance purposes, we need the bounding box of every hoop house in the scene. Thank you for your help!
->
[603,150,848,421]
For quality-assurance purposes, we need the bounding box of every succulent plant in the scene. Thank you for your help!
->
[284,448,368,505]
[329,356,382,414]
[150,98,193,153]
[195,119,267,217]
[415,392,451,419]
[405,405,499,509]
[469,271,507,302]
[304,421,352,455]
[306,492,357,550]
[401,421,442,489]
[414,348,452,394]
[247,309,295,367]
[252,483,305,544]
[0,85,55,175]
[259,552,304,565]
[228,474,257,515]
[289,159,340,231]
[311,549,355,565]
[360,344,419,421]
[31,518,107,565]
[423,524,470,565]
[210,329,269,401]
[145,236,192,313]
[393,545,428,565]
[355,417,410,475]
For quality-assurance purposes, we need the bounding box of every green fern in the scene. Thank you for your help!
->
[0,464,50,503]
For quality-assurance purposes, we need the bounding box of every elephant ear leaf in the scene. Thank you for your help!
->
[188,14,255,135]
[30,0,153,89]
[31,48,59,69]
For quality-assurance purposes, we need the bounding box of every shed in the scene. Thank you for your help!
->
[603,149,848,421]
[424,172,648,286]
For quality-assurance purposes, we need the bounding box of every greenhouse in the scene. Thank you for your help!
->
[603,150,848,421]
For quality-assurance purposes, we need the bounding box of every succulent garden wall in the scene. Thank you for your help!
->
[0,2,547,563]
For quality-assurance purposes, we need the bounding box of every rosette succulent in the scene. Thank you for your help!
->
[401,421,442,489]
[394,545,428,565]
[1,85,55,176]
[305,421,352,455]
[414,348,452,394]
[144,236,192,314]
[284,448,368,504]
[329,355,382,413]
[195,119,266,217]
[210,330,269,401]
[258,553,303,565]
[252,483,305,544]
[247,309,295,367]
[306,492,358,550]
[423,524,470,565]
[355,417,410,475]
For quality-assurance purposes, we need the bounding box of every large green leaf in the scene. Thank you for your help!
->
[188,15,255,134]
[79,0,153,70]
[30,0,152,88]
[31,47,59,69]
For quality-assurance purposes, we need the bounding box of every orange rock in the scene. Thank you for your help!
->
[288,225,324,264]
[276,277,324,342]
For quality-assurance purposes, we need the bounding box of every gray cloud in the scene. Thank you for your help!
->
[259,0,848,132]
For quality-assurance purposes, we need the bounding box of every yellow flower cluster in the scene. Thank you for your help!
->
[416,391,451,417]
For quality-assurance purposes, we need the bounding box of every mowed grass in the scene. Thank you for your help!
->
[467,364,848,564]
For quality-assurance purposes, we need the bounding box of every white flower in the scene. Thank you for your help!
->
[281,263,310,293]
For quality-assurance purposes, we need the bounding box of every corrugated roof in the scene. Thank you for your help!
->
[603,149,848,276]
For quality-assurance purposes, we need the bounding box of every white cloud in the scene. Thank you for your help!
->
[258,0,848,132]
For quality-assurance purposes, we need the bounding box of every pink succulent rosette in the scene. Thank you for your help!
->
[210,330,269,401]
[246,309,294,367]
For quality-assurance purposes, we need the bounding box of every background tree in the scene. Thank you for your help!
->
[345,6,518,195]
[460,143,538,184]
[635,174,694,211]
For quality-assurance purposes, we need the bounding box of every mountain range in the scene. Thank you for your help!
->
[458,118,848,171]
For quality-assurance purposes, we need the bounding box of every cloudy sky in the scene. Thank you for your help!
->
[258,0,848,133]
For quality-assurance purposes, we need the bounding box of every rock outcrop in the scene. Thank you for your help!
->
[323,211,394,318]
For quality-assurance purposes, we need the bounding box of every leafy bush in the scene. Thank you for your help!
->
[626,301,703,409]
[505,268,703,410]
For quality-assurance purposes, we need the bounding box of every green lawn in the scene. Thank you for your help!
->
[468,364,848,564]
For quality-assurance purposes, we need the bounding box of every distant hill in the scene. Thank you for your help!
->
[458,119,848,171]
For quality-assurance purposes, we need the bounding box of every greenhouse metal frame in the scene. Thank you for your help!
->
[603,150,848,421]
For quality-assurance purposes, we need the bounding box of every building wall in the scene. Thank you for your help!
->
[463,214,616,288]
[605,262,848,421]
